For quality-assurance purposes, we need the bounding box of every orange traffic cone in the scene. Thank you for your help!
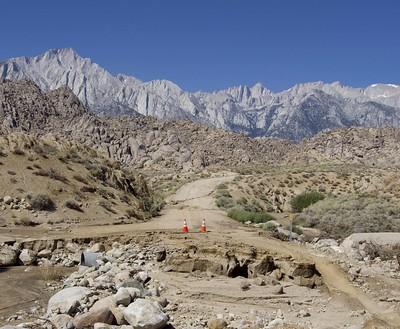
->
[182,219,189,233]
[200,219,207,233]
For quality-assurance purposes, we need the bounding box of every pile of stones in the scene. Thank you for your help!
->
[1,241,170,329]
[0,195,32,212]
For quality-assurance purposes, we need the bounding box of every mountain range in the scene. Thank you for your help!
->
[1,48,400,141]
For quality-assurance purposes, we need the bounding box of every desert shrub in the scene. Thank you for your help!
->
[57,156,68,164]
[216,183,228,190]
[80,185,96,193]
[298,195,400,239]
[228,208,275,224]
[47,168,68,183]
[86,163,107,181]
[14,217,39,226]
[262,222,277,231]
[216,189,232,198]
[233,176,242,182]
[33,169,49,177]
[237,197,248,205]
[73,174,88,185]
[366,243,400,262]
[120,194,131,204]
[7,170,16,175]
[286,224,303,235]
[33,168,68,183]
[98,188,115,200]
[290,191,325,212]
[0,149,7,157]
[64,199,83,212]
[141,195,165,217]
[242,199,264,212]
[29,194,56,211]
[216,196,235,209]
[98,200,116,213]
[126,208,140,219]
[12,148,25,156]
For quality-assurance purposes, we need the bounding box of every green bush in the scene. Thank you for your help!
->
[145,195,165,217]
[216,196,235,209]
[228,208,275,224]
[290,191,325,212]
[216,183,228,190]
[262,222,277,231]
[299,195,400,239]
[286,224,303,235]
[216,189,232,198]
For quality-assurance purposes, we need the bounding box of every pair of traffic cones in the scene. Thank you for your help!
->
[182,219,207,233]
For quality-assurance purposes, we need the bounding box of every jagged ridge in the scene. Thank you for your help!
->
[2,48,400,141]
[0,80,293,170]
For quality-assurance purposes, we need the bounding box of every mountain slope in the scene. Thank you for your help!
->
[0,80,292,170]
[1,48,400,141]
[0,132,157,228]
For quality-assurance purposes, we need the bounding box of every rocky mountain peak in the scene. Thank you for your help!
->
[1,49,400,141]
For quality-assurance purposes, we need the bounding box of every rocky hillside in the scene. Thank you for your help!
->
[0,133,158,229]
[0,80,293,170]
[294,127,400,168]
[2,48,400,140]
[2,79,400,172]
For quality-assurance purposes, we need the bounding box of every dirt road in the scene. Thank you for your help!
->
[1,172,399,327]
[156,172,400,328]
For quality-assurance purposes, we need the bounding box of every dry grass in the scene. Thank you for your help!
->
[64,199,83,212]
[13,217,39,226]
[39,266,65,282]
[72,174,88,184]
[98,200,116,213]
[33,168,68,183]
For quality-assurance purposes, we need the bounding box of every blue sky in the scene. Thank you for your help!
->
[1,0,399,92]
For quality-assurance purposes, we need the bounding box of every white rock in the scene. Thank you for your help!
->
[267,318,284,328]
[3,196,13,205]
[38,249,52,259]
[136,271,149,283]
[0,245,18,266]
[50,314,74,329]
[90,243,105,253]
[47,287,91,315]
[19,249,37,265]
[115,288,132,306]
[123,299,168,329]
